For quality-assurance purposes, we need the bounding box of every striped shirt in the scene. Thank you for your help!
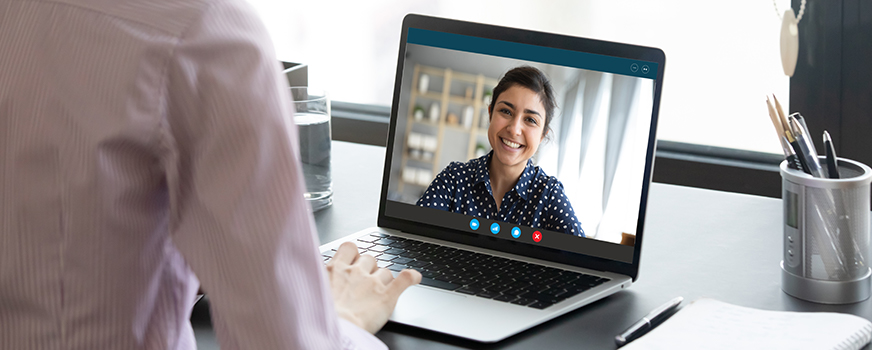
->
[0,0,382,349]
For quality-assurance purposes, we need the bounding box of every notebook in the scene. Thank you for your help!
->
[623,298,872,350]
[320,13,665,342]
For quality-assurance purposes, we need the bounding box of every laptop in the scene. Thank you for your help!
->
[320,14,665,343]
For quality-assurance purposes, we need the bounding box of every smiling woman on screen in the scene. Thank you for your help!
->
[416,66,584,237]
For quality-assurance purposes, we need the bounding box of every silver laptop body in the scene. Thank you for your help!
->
[320,14,665,343]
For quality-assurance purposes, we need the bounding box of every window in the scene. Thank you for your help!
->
[247,0,790,155]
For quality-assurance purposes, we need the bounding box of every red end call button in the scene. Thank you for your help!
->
[532,231,542,242]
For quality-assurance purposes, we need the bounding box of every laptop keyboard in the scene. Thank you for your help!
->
[322,232,610,309]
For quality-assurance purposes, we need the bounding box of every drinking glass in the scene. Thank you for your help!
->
[290,87,332,211]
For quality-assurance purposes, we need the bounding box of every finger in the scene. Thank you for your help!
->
[376,268,393,284]
[330,242,359,266]
[387,269,422,297]
[354,254,378,274]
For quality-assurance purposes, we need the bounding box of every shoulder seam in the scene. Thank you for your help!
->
[155,0,217,174]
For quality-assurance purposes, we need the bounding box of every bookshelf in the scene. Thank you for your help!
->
[398,64,498,194]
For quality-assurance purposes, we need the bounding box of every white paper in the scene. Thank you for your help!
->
[622,298,872,350]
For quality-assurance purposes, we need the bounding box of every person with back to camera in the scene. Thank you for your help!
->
[0,0,420,348]
[417,66,584,237]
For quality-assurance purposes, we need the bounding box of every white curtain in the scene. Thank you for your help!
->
[537,71,654,243]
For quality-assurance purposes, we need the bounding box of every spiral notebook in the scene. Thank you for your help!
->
[623,298,872,350]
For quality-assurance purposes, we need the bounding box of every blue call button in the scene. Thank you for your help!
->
[490,223,500,234]
[469,218,480,230]
[511,227,521,238]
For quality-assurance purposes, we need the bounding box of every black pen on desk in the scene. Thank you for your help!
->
[615,296,683,347]
[824,130,840,179]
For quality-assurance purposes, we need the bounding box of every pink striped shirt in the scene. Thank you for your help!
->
[0,0,383,348]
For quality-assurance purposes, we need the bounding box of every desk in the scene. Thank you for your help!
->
[194,141,872,349]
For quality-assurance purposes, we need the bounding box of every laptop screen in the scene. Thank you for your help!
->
[379,15,663,276]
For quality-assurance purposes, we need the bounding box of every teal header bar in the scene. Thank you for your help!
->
[407,28,658,79]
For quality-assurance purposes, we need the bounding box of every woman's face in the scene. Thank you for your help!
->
[487,85,546,172]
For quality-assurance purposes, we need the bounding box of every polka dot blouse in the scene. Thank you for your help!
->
[416,151,585,237]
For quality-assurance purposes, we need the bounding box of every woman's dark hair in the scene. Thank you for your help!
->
[488,66,557,137]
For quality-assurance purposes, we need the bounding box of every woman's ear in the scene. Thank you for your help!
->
[487,105,493,121]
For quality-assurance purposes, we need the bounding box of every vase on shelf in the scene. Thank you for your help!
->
[419,74,430,94]
[463,106,474,128]
[480,109,489,129]
[429,103,439,123]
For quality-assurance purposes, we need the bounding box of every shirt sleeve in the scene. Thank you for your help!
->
[415,163,457,210]
[542,180,585,238]
[160,0,383,348]
[338,319,387,350]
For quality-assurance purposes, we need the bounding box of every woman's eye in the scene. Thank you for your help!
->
[500,108,512,116]
[526,117,539,125]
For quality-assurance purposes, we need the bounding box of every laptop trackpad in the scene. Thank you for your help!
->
[391,285,466,322]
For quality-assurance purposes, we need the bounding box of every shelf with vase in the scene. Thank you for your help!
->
[397,63,497,194]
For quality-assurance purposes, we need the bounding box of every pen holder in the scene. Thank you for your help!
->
[781,157,872,304]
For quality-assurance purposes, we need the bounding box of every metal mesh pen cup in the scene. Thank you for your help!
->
[781,157,872,304]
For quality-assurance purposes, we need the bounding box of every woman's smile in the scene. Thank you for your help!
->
[500,137,524,150]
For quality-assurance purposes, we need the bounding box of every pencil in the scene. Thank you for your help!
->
[766,97,790,156]
[768,95,804,171]
[772,94,794,143]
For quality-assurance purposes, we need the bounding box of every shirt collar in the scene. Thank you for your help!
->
[474,151,536,201]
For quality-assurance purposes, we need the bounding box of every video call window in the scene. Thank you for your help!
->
[383,29,657,263]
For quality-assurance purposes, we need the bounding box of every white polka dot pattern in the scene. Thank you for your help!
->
[416,152,585,237]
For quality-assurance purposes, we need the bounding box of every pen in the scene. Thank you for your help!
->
[788,115,824,177]
[771,95,811,174]
[772,95,811,175]
[791,112,813,145]
[790,112,820,160]
[782,136,803,171]
[615,296,683,347]
[824,130,840,179]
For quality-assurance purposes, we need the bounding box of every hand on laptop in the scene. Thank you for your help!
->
[327,241,422,334]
